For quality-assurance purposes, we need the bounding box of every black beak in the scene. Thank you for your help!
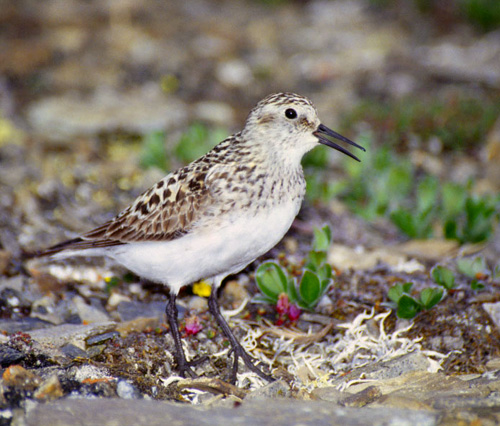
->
[313,123,366,162]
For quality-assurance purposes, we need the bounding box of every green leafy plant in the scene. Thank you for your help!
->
[255,225,333,311]
[444,193,500,244]
[456,256,491,290]
[456,256,488,279]
[139,124,227,172]
[321,133,499,244]
[174,123,227,164]
[140,131,169,171]
[431,265,456,290]
[390,176,438,239]
[388,282,443,319]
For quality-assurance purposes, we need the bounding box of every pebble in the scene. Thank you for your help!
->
[34,375,64,401]
[116,380,141,400]
[2,365,41,390]
[115,301,166,322]
[0,344,25,367]
[28,322,116,349]
[72,295,111,324]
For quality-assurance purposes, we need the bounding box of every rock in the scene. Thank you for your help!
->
[2,365,42,390]
[193,101,234,126]
[0,250,12,275]
[60,343,88,359]
[115,317,160,336]
[0,318,53,333]
[483,302,500,330]
[72,296,111,324]
[0,344,25,367]
[34,375,64,401]
[116,380,142,400]
[245,380,291,400]
[115,301,166,322]
[22,398,438,426]
[187,296,208,312]
[27,87,188,142]
[28,322,116,349]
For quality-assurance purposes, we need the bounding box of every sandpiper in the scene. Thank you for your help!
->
[35,92,365,383]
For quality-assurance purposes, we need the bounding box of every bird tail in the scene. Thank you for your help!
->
[22,237,123,261]
[21,237,85,260]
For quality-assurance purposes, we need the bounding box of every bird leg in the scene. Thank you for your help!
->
[165,292,207,377]
[208,288,274,384]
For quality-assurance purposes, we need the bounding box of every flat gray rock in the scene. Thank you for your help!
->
[22,398,437,426]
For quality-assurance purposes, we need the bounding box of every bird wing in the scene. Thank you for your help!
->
[85,163,214,243]
[39,160,218,256]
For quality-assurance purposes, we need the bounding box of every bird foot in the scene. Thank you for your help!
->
[227,344,274,384]
[177,354,209,378]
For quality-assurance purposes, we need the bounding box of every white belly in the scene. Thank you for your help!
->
[108,200,300,292]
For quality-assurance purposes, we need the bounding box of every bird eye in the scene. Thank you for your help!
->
[285,108,297,119]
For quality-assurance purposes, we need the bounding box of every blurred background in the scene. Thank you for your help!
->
[0,0,499,253]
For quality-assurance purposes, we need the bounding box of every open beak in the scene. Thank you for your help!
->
[313,123,366,162]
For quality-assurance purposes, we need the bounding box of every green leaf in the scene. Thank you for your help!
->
[318,264,332,282]
[494,263,500,281]
[299,271,321,306]
[442,182,466,219]
[312,225,332,252]
[419,288,443,309]
[416,176,439,213]
[388,284,403,303]
[287,277,299,303]
[470,280,485,291]
[390,209,416,238]
[431,266,455,290]
[402,282,413,293]
[397,294,422,319]
[252,294,276,305]
[388,282,413,303]
[307,251,327,270]
[255,262,288,302]
[457,257,487,279]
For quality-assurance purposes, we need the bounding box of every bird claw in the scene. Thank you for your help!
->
[177,354,209,378]
[226,344,274,384]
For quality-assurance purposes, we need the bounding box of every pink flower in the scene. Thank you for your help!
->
[288,304,301,321]
[184,316,202,335]
[276,293,290,315]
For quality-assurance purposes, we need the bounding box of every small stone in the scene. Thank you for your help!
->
[116,380,141,400]
[310,387,346,403]
[485,358,500,371]
[187,296,208,312]
[73,295,111,324]
[193,101,234,126]
[34,375,64,401]
[222,280,249,307]
[60,343,88,359]
[0,250,12,275]
[2,365,42,390]
[115,317,160,336]
[107,292,131,309]
[86,331,119,346]
[28,322,116,349]
[0,344,25,367]
[116,301,165,322]
[216,60,252,87]
[245,380,291,400]
[0,317,52,333]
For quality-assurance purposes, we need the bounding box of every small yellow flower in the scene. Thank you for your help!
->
[192,280,212,298]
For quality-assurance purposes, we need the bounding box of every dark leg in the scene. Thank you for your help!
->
[208,287,274,384]
[165,292,207,377]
